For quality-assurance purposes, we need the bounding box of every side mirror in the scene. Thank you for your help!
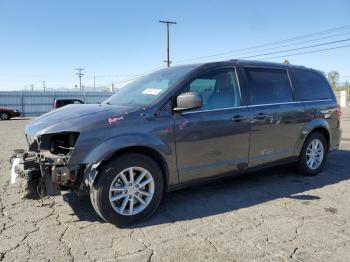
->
[174,92,203,112]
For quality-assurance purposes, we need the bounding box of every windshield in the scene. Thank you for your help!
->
[103,65,197,107]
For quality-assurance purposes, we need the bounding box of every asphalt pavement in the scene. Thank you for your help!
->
[1,108,350,261]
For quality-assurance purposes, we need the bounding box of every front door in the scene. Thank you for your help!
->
[174,67,250,183]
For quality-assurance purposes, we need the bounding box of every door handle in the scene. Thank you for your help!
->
[253,113,269,121]
[232,115,248,122]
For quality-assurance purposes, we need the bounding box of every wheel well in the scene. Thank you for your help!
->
[309,127,330,150]
[98,146,169,190]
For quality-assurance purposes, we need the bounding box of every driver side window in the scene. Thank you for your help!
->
[187,68,240,111]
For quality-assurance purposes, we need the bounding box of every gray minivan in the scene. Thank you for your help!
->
[11,60,341,226]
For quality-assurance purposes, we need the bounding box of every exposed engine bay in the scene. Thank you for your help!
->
[10,132,87,198]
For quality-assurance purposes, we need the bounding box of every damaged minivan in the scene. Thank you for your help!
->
[11,60,341,226]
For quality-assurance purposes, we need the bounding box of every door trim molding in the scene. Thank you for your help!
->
[181,99,333,115]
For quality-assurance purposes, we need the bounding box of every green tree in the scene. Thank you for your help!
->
[327,71,339,89]
[282,59,290,64]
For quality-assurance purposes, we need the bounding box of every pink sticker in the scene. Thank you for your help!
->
[160,126,172,134]
[108,115,124,125]
[179,119,190,130]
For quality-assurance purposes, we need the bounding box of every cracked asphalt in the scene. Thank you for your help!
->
[1,108,350,262]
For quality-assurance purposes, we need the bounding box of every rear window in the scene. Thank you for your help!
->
[290,69,333,101]
[244,67,294,105]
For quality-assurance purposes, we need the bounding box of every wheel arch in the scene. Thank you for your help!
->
[295,119,331,156]
[95,146,170,191]
[309,126,330,150]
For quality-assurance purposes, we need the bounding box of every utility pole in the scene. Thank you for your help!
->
[42,81,46,92]
[30,84,34,92]
[159,20,177,67]
[93,76,96,92]
[75,68,85,92]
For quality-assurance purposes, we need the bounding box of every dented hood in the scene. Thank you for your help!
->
[25,104,136,136]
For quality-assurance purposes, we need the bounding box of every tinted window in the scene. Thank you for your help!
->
[245,68,293,105]
[291,69,333,101]
[186,68,240,110]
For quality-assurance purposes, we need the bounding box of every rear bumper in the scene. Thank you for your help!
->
[330,126,342,151]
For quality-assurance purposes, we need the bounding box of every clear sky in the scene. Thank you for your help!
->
[0,0,350,90]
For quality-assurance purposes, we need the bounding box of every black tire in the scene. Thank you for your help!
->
[297,132,328,176]
[90,153,164,226]
[0,112,10,120]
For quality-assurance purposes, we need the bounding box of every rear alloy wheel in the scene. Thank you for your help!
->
[90,153,164,226]
[305,139,324,170]
[297,132,327,176]
[0,112,10,120]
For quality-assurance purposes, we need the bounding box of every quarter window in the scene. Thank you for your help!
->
[186,68,240,110]
[290,69,333,101]
[244,68,294,105]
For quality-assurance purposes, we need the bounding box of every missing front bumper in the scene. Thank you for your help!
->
[10,149,61,198]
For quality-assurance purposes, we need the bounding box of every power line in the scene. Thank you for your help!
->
[114,44,350,87]
[195,31,350,61]
[173,25,350,64]
[80,29,350,88]
[159,20,177,67]
[239,38,350,59]
[31,26,349,90]
[259,44,350,60]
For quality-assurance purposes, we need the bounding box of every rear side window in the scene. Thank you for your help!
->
[290,69,333,101]
[244,68,293,105]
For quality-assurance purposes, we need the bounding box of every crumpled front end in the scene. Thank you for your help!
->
[10,131,85,198]
[10,103,139,199]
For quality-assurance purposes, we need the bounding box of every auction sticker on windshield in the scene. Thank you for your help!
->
[142,88,162,95]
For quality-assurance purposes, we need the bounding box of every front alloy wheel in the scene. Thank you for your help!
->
[90,153,164,226]
[109,167,155,216]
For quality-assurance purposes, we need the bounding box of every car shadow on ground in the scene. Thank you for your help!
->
[63,149,350,227]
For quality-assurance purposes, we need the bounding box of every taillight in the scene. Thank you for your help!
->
[336,104,342,120]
